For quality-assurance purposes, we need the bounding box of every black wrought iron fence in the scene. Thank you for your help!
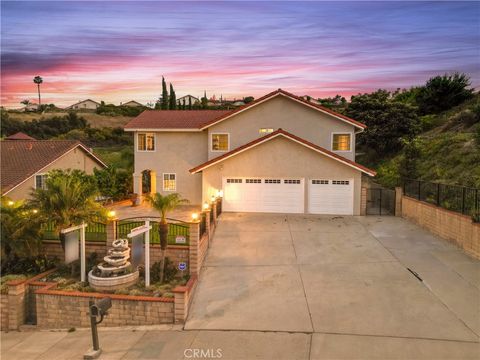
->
[116,218,190,246]
[404,179,479,216]
[200,212,207,237]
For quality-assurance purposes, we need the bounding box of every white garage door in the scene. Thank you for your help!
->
[223,177,304,213]
[308,179,354,215]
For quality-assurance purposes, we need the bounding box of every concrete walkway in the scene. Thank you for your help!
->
[2,214,479,359]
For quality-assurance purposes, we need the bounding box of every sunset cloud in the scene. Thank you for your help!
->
[1,1,479,108]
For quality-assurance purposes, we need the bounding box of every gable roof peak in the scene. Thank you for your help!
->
[189,128,375,176]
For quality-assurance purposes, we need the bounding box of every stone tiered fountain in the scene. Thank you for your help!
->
[88,238,139,291]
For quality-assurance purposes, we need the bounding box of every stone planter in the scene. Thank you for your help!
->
[88,270,139,292]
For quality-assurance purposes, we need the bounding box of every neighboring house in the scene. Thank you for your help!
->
[177,95,199,107]
[17,103,39,112]
[65,99,101,111]
[231,100,245,106]
[5,132,36,140]
[122,100,144,107]
[124,89,375,215]
[0,139,107,201]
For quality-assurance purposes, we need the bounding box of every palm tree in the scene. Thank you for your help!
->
[1,197,42,260]
[33,76,43,106]
[147,193,188,282]
[28,169,106,254]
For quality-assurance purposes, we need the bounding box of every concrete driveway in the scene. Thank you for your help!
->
[185,213,479,357]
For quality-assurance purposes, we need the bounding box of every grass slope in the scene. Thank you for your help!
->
[375,95,480,188]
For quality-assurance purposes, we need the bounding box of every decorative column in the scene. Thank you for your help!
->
[360,187,367,216]
[7,280,26,330]
[188,221,200,276]
[204,209,211,240]
[106,217,118,248]
[212,201,218,224]
[133,173,142,196]
[395,187,403,217]
[150,171,157,195]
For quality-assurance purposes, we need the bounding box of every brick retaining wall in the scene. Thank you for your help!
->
[35,284,175,328]
[402,196,480,259]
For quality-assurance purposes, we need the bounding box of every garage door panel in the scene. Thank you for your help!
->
[223,178,304,213]
[308,179,354,215]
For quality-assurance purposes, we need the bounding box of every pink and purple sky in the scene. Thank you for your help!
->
[1,1,479,108]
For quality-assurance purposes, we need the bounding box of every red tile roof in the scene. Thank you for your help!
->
[124,110,231,130]
[5,132,36,140]
[124,89,366,131]
[189,128,376,176]
[1,140,107,194]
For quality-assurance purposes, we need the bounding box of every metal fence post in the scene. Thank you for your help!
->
[462,187,466,214]
[476,189,479,212]
[436,183,441,206]
[379,189,382,216]
[417,180,421,201]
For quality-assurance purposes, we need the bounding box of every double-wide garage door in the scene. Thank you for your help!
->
[222,177,353,215]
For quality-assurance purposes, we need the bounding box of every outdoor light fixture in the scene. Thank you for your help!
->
[191,213,199,221]
[211,195,216,202]
[7,201,14,206]
[107,210,116,218]
[203,202,209,210]
[218,190,224,198]
[32,209,38,214]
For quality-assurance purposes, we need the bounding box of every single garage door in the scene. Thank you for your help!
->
[308,179,354,215]
[223,177,304,213]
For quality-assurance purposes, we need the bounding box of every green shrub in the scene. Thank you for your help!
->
[0,274,27,294]
[151,257,177,284]
[1,255,56,276]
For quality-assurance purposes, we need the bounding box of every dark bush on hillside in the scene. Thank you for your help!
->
[58,126,132,147]
[416,73,474,115]
[346,90,420,155]
[1,111,87,139]
[96,103,147,117]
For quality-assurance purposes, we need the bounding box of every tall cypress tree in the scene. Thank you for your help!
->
[169,83,177,110]
[201,90,208,109]
[182,98,186,110]
[188,97,192,110]
[161,76,169,110]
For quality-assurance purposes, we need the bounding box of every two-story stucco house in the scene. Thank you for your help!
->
[124,89,376,215]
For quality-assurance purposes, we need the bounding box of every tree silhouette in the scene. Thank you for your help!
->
[33,76,43,107]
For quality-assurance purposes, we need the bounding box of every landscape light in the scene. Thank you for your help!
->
[107,210,116,218]
[32,209,38,214]
[203,202,209,210]
[191,213,199,221]
[7,200,14,206]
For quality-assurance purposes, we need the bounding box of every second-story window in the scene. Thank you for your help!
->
[332,133,351,151]
[259,128,274,135]
[138,133,155,151]
[211,133,229,151]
